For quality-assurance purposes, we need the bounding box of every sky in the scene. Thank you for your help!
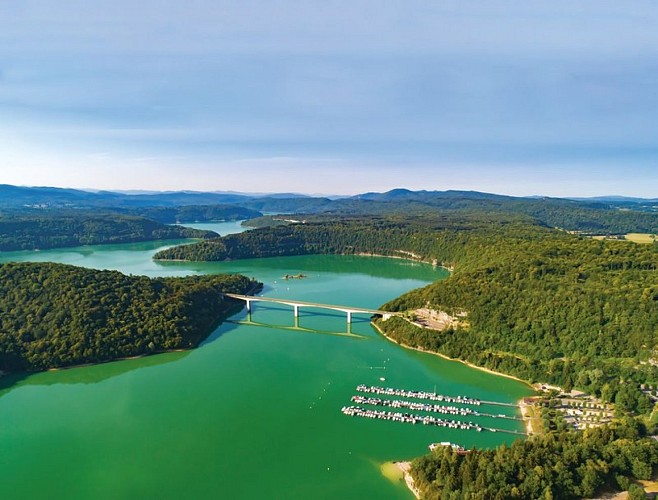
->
[1,1,657,197]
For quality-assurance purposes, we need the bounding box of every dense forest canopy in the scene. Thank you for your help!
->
[0,262,260,372]
[0,211,217,251]
[411,418,658,499]
[238,192,658,235]
[350,189,658,234]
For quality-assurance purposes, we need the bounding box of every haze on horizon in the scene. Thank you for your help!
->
[1,1,657,198]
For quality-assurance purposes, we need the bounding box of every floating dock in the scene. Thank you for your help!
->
[356,384,516,407]
[350,395,521,421]
[351,395,479,416]
[341,405,524,435]
[341,406,483,431]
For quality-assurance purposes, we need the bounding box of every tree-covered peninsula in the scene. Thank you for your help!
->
[411,418,658,499]
[0,262,261,372]
[0,211,217,251]
[122,204,262,224]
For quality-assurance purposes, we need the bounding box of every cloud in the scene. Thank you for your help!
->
[1,1,657,57]
[0,1,657,196]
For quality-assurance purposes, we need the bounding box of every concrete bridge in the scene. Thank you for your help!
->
[224,293,398,324]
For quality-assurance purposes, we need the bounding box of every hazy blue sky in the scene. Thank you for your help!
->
[1,1,657,196]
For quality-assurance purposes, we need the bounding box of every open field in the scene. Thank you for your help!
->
[625,233,657,244]
[589,233,656,244]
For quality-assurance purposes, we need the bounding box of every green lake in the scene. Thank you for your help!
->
[0,223,532,499]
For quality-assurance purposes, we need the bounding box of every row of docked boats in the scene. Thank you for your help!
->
[350,395,479,416]
[341,405,484,431]
[356,384,482,406]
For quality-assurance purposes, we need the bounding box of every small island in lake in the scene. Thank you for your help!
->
[282,273,307,280]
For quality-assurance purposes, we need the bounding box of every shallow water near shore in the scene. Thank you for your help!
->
[0,224,532,499]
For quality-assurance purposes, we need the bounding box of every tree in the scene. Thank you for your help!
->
[627,483,647,500]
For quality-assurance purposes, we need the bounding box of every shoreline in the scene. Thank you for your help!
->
[354,251,453,272]
[393,461,420,499]
[44,348,191,373]
[371,321,534,390]
[518,400,537,435]
[155,251,454,271]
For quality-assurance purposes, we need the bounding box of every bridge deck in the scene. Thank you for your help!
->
[224,293,396,316]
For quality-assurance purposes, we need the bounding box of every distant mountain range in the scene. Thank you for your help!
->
[568,195,658,203]
[0,184,252,208]
[356,189,658,205]
[1,184,658,234]
[353,188,513,202]
[0,184,658,212]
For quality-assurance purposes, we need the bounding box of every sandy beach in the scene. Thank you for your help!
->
[395,461,420,499]
[518,400,537,435]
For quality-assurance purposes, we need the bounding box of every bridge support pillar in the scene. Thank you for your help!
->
[347,311,352,324]
[245,299,251,313]
[293,305,299,318]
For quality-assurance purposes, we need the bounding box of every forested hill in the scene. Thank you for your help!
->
[120,204,262,224]
[241,192,658,235]
[0,184,295,208]
[154,218,658,412]
[378,233,658,413]
[0,262,261,372]
[152,218,481,263]
[0,211,217,251]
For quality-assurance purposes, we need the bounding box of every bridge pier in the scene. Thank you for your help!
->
[293,304,299,318]
[346,311,352,324]
[245,299,251,313]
